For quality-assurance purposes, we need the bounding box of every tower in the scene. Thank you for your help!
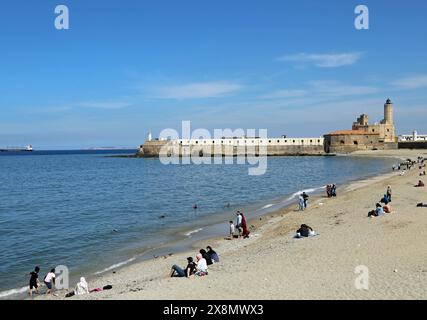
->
[384,98,393,124]
[148,131,152,142]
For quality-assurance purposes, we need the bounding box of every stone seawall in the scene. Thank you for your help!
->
[398,142,427,149]
[137,141,327,157]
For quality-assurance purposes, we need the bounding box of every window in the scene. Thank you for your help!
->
[277,140,280,143]
[354,141,358,145]
[285,140,288,143]
[318,140,321,143]
[196,141,199,144]
[293,140,295,143]
[310,140,313,143]
[372,129,375,132]
[340,140,345,145]
[269,140,272,143]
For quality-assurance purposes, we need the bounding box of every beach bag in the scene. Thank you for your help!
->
[103,285,113,290]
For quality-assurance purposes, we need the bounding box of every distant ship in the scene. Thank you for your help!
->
[0,145,33,152]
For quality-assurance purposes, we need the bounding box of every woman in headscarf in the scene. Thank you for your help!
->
[75,277,89,295]
[240,212,250,239]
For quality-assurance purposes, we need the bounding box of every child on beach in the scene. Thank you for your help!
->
[415,180,425,187]
[386,186,392,202]
[44,268,56,294]
[28,266,40,296]
[229,221,235,239]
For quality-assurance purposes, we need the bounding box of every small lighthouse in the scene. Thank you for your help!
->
[148,131,152,142]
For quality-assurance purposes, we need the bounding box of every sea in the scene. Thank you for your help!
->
[0,150,396,299]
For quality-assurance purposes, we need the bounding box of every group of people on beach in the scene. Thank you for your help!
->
[326,184,337,198]
[170,246,219,278]
[28,266,56,296]
[28,265,112,298]
[368,185,393,217]
[229,210,250,239]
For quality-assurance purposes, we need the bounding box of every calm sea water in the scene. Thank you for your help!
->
[0,150,395,298]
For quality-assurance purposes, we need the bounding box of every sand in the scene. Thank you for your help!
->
[37,149,427,300]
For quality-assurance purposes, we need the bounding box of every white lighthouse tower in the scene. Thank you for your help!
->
[148,131,152,142]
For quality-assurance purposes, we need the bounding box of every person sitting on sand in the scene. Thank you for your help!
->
[170,257,197,278]
[368,203,385,217]
[415,180,425,187]
[44,268,56,295]
[420,171,426,176]
[295,224,316,238]
[199,249,213,265]
[383,201,392,214]
[195,253,208,276]
[206,246,219,263]
[28,266,41,296]
[75,277,89,295]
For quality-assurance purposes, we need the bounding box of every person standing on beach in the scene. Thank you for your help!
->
[386,186,392,202]
[240,212,250,239]
[299,195,305,211]
[44,268,56,295]
[236,211,243,237]
[302,192,309,209]
[229,220,235,239]
[28,266,40,296]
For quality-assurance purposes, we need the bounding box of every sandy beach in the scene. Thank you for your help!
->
[37,150,427,300]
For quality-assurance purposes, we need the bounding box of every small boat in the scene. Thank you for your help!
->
[0,145,33,152]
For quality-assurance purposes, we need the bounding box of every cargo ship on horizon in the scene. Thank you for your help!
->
[0,145,33,152]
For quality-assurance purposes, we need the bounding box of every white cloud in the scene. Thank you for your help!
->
[277,52,362,68]
[150,81,243,100]
[392,75,427,89]
[75,101,132,109]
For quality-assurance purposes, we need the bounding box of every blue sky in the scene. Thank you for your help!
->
[0,0,426,149]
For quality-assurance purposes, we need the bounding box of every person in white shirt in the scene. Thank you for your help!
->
[44,269,56,294]
[229,221,235,239]
[75,277,89,295]
[236,211,243,237]
[195,253,208,276]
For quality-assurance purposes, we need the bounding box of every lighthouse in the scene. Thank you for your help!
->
[383,98,394,125]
